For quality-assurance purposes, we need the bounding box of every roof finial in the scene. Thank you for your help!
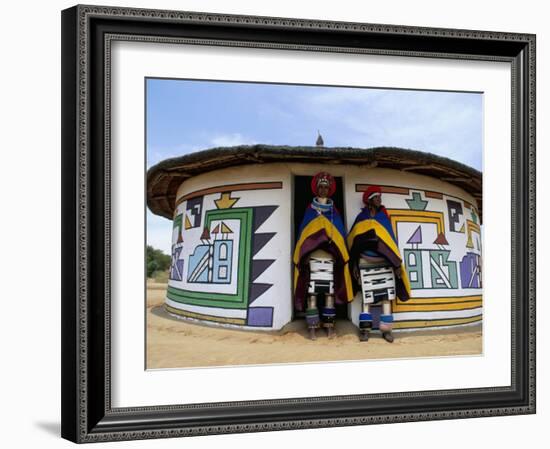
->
[316,130,324,147]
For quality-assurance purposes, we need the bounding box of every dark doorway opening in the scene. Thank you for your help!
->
[292,175,348,320]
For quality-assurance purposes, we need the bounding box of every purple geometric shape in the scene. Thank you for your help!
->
[174,260,184,280]
[253,206,278,232]
[447,199,463,232]
[407,225,423,244]
[247,307,274,327]
[186,196,203,228]
[249,283,272,303]
[460,252,481,289]
[251,259,275,282]
[252,233,276,256]
[170,246,184,281]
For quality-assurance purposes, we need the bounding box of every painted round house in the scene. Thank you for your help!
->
[147,145,482,332]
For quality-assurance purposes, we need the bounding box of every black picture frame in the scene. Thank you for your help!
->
[61,4,536,443]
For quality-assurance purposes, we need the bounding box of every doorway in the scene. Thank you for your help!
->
[292,175,348,319]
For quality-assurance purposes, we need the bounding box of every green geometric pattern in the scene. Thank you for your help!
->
[173,213,183,231]
[406,192,428,211]
[404,249,424,289]
[173,214,183,242]
[167,207,253,309]
[471,208,479,224]
[429,250,458,289]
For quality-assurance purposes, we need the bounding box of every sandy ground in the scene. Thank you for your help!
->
[146,282,482,369]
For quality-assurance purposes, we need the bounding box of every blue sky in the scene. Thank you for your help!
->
[147,78,483,255]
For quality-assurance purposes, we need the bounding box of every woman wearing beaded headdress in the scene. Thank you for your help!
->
[293,172,353,340]
[347,186,411,342]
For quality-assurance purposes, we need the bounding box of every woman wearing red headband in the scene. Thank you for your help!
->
[293,172,353,340]
[347,186,411,342]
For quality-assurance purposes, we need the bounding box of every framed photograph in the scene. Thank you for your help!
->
[61,4,536,443]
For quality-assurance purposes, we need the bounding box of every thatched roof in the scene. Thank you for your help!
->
[147,145,482,220]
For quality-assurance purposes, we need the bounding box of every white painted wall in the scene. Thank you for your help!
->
[169,165,292,329]
[3,1,546,448]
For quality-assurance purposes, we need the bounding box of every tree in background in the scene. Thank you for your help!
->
[146,245,171,278]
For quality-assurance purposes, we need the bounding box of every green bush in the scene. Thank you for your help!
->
[146,245,171,278]
[153,270,170,283]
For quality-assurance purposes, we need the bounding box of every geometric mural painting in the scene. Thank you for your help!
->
[247,306,274,327]
[165,179,482,331]
[350,183,483,330]
[214,192,240,209]
[393,209,458,290]
[380,183,483,292]
[433,232,449,247]
[403,248,458,290]
[405,191,428,211]
[185,196,203,229]
[470,207,479,225]
[166,193,279,312]
[187,223,234,284]
[447,199,464,233]
[404,249,424,289]
[407,225,422,247]
[466,220,481,250]
[169,214,185,281]
[172,213,184,244]
[429,250,458,289]
[388,209,445,239]
[460,252,482,288]
[169,243,184,281]
[187,245,211,282]
[168,208,252,309]
[249,205,278,305]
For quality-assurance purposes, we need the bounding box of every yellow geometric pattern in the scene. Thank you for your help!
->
[220,222,233,234]
[396,294,482,304]
[393,301,482,312]
[164,304,246,325]
[214,192,239,209]
[393,315,482,330]
[466,219,481,249]
[393,295,482,312]
[386,209,445,237]
[184,215,193,230]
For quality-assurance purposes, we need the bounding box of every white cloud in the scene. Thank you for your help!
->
[148,134,258,170]
[210,133,256,147]
[295,88,482,170]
